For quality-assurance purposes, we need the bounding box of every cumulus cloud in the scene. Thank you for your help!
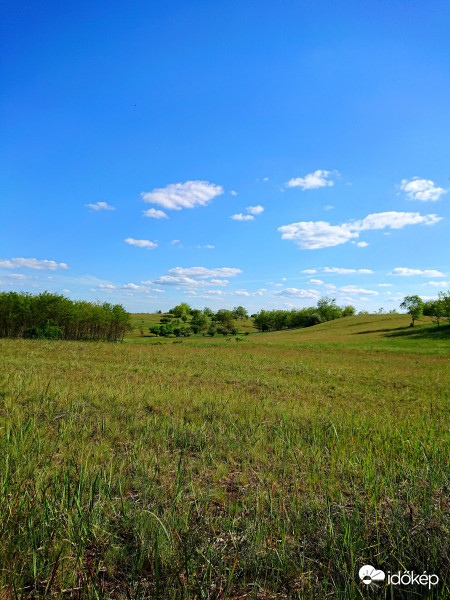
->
[143,208,168,219]
[323,267,373,274]
[0,258,69,270]
[141,181,223,210]
[286,169,338,190]
[121,283,151,292]
[279,221,358,249]
[85,201,115,211]
[337,285,378,296]
[274,288,321,299]
[125,238,158,249]
[389,267,445,277]
[356,241,369,247]
[309,279,324,285]
[246,205,264,215]
[147,275,229,288]
[400,177,447,202]
[278,211,442,250]
[424,281,450,287]
[168,267,242,278]
[231,213,254,221]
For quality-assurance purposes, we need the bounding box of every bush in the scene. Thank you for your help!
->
[24,321,63,340]
[303,313,323,328]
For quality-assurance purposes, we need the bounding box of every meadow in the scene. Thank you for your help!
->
[0,315,449,599]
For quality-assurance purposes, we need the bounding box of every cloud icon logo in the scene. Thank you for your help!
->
[359,565,386,585]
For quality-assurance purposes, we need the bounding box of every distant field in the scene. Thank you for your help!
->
[1,316,449,599]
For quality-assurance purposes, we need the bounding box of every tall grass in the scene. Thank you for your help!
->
[0,329,448,599]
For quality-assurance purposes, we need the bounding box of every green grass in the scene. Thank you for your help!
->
[0,316,448,599]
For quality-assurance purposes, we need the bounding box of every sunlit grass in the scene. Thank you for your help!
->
[0,317,448,598]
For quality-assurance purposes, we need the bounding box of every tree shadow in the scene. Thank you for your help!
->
[384,324,450,340]
[354,327,406,335]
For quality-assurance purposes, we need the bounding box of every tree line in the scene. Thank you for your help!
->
[401,290,450,326]
[0,292,131,341]
[253,297,356,331]
[149,298,357,337]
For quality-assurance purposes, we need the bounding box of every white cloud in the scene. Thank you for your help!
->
[3,273,32,280]
[197,244,215,249]
[141,180,223,210]
[279,221,358,249]
[424,280,450,287]
[204,289,225,295]
[263,177,269,182]
[85,201,115,211]
[302,269,317,274]
[389,268,445,277]
[378,283,393,287]
[246,205,264,215]
[143,208,169,219]
[121,283,149,291]
[171,239,181,244]
[62,289,71,293]
[323,205,334,211]
[279,211,442,250]
[309,279,324,285]
[323,267,373,274]
[168,267,242,278]
[356,241,369,247]
[98,284,117,292]
[125,238,158,249]
[147,276,203,287]
[286,169,338,190]
[337,285,378,296]
[355,211,441,230]
[209,279,229,286]
[400,177,447,202]
[230,190,238,196]
[146,274,230,288]
[274,288,321,299]
[231,213,254,221]
[0,258,69,270]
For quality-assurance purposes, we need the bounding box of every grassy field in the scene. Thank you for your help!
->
[0,316,449,599]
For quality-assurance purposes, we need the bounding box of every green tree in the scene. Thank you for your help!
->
[317,297,343,321]
[172,303,192,319]
[423,299,444,326]
[232,306,248,320]
[400,295,424,327]
[342,305,356,317]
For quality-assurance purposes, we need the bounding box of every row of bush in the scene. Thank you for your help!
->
[0,292,131,341]
[253,298,356,331]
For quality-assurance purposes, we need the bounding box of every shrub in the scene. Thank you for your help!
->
[303,313,323,328]
[24,321,63,340]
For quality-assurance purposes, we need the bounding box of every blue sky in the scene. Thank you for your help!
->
[1,0,449,312]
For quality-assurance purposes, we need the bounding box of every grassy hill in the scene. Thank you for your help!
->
[127,312,449,355]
